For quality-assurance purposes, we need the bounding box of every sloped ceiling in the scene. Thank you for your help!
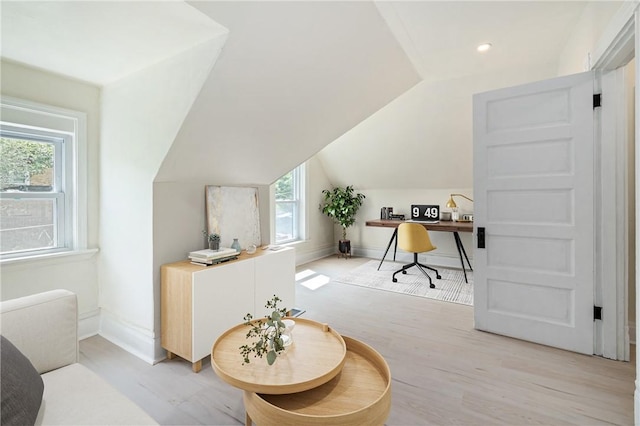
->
[154,1,421,185]
[317,1,606,191]
[0,1,227,86]
[1,1,608,192]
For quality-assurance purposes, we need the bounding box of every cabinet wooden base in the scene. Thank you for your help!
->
[165,350,203,373]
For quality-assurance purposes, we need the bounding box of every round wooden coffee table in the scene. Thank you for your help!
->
[211,318,347,395]
[211,319,391,426]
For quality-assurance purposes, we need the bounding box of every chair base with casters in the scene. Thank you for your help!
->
[391,222,441,288]
[392,253,441,288]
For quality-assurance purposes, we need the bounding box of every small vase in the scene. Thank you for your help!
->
[282,319,295,347]
[231,238,241,253]
[208,240,220,251]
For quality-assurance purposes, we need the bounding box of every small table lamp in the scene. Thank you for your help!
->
[446,194,473,221]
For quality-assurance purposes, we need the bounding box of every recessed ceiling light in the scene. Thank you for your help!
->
[477,43,492,52]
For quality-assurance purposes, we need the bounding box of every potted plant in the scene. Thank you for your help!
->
[320,185,366,257]
[202,230,221,251]
[239,295,291,365]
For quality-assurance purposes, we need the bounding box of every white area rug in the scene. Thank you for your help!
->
[333,260,473,306]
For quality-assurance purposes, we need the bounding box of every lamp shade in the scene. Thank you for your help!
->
[446,193,473,209]
[446,196,457,209]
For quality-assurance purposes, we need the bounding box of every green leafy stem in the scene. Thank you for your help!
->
[239,295,288,365]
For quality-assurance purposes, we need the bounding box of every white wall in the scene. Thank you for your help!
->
[315,63,559,262]
[100,37,225,363]
[557,1,625,75]
[0,60,101,336]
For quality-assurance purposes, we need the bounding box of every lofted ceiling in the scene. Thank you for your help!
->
[0,1,590,88]
[1,1,613,190]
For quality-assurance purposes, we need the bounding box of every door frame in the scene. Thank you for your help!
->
[589,1,638,422]
[598,68,632,361]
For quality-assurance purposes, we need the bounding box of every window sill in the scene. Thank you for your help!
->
[0,248,99,270]
[275,239,307,248]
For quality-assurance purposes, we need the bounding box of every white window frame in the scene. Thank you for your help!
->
[272,163,306,244]
[0,96,88,262]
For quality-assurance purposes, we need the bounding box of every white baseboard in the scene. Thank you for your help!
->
[295,245,336,266]
[78,308,100,340]
[99,309,164,365]
[353,246,473,271]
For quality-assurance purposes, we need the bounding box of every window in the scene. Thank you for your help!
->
[273,163,305,244]
[0,97,87,260]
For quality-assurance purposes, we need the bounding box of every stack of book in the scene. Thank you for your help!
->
[188,248,239,266]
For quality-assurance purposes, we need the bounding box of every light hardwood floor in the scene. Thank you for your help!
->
[80,256,635,425]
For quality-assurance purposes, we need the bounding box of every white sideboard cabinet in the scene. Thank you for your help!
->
[161,247,295,372]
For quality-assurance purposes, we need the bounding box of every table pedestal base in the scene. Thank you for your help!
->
[242,336,391,426]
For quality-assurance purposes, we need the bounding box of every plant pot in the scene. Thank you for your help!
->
[338,240,351,256]
[209,241,220,251]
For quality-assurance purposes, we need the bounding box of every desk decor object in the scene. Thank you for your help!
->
[206,185,261,250]
[320,185,365,258]
[239,295,290,365]
[188,248,238,265]
[410,204,440,221]
[231,238,241,253]
[202,231,221,251]
[445,193,473,221]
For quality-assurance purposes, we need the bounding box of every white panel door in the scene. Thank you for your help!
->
[473,71,595,354]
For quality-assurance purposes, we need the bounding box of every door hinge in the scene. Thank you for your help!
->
[594,305,602,321]
[593,93,602,109]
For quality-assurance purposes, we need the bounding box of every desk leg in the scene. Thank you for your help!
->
[458,233,473,272]
[453,232,470,284]
[393,231,398,261]
[377,228,398,271]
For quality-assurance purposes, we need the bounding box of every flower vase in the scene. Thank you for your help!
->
[231,238,241,253]
[208,240,220,251]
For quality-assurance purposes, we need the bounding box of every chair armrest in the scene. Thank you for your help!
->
[0,289,78,374]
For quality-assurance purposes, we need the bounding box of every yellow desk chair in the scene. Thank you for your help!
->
[392,223,441,288]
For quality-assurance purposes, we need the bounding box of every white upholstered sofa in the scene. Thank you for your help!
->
[0,289,157,425]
